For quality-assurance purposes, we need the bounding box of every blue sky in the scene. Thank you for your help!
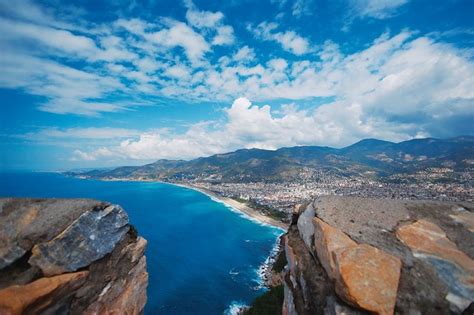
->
[0,0,473,170]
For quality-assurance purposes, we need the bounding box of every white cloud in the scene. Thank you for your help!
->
[0,17,98,58]
[164,64,192,80]
[15,127,143,151]
[184,2,235,46]
[349,0,409,19]
[72,30,474,160]
[252,22,310,55]
[0,0,84,31]
[212,25,235,46]
[0,50,125,116]
[185,8,224,29]
[1,0,472,149]
[0,1,238,115]
[148,21,210,63]
[26,127,141,140]
[72,148,116,161]
[233,46,256,62]
[292,0,313,18]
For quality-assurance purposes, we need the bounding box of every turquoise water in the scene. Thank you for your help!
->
[0,172,282,314]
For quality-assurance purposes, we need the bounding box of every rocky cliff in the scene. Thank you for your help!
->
[0,198,148,315]
[282,196,474,315]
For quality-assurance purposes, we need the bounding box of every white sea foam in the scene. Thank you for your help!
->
[224,301,248,315]
[255,234,284,289]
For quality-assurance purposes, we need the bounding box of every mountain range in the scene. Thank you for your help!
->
[74,136,474,183]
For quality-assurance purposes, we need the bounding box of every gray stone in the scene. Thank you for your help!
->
[0,198,107,269]
[0,198,147,315]
[283,282,297,315]
[297,202,315,251]
[29,205,129,276]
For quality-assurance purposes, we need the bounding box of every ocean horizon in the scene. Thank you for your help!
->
[0,171,282,314]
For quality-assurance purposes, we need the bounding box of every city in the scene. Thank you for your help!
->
[177,166,473,220]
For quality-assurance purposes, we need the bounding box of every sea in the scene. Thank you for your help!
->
[0,172,283,315]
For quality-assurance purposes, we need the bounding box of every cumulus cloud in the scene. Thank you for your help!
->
[1,0,473,158]
[73,97,324,161]
[252,22,310,55]
[71,29,474,161]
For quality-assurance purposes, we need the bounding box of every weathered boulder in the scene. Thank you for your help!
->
[283,196,473,314]
[29,204,129,276]
[312,217,357,280]
[334,244,401,315]
[0,198,148,315]
[312,216,401,314]
[397,219,474,311]
[0,198,107,269]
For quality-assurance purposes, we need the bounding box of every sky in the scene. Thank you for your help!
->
[0,0,473,171]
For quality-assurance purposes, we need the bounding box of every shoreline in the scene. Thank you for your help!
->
[173,182,289,230]
[75,175,289,230]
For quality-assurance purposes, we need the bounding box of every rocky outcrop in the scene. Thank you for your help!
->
[0,198,148,315]
[334,243,401,315]
[282,196,474,315]
[312,217,357,281]
[397,219,474,312]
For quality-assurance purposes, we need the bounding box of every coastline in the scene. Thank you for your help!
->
[76,175,289,230]
[71,175,288,312]
[173,182,289,230]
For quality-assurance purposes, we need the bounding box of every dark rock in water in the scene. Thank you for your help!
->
[0,198,147,315]
[29,204,129,276]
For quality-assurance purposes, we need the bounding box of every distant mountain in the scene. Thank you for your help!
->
[71,136,474,183]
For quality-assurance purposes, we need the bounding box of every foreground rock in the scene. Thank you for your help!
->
[283,196,474,314]
[397,219,474,311]
[0,198,148,315]
[334,244,401,315]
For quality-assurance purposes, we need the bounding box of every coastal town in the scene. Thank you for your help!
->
[180,167,473,218]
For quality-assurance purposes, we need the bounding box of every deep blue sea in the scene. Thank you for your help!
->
[0,172,282,314]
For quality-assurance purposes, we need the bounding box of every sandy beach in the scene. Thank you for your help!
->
[174,183,289,230]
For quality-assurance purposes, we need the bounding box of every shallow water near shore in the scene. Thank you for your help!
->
[0,172,282,314]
